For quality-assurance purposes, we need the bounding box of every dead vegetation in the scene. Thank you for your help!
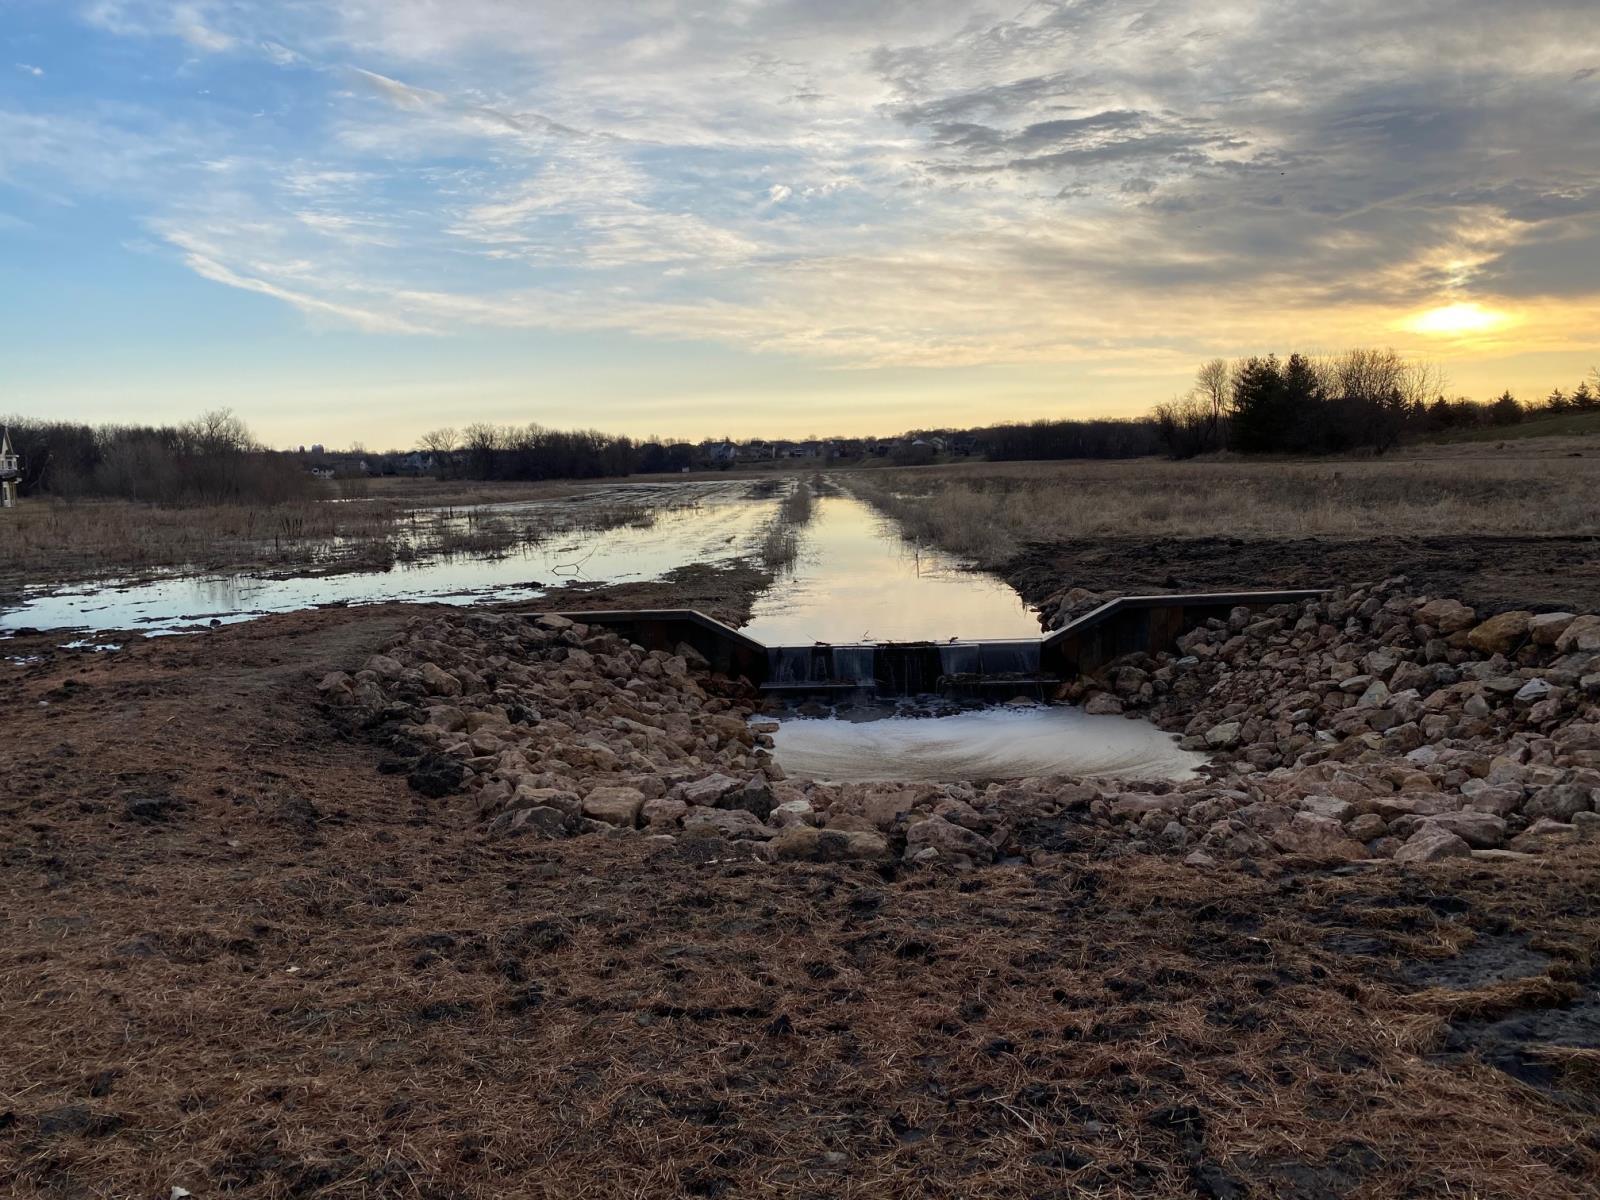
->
[1,603,1598,1198]
[847,453,1600,566]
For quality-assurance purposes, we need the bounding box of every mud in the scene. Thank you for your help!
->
[1001,534,1600,616]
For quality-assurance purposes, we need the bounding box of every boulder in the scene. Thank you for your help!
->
[581,786,647,828]
[1083,692,1123,716]
[903,816,996,866]
[766,826,890,863]
[683,808,771,839]
[1422,810,1507,849]
[641,797,689,829]
[1528,613,1577,646]
[1523,783,1594,822]
[488,805,577,839]
[510,785,581,817]
[1416,599,1476,634]
[1204,721,1242,749]
[1509,818,1579,853]
[1554,615,1600,655]
[1467,611,1533,655]
[363,654,405,679]
[1513,679,1554,707]
[722,778,775,820]
[420,662,463,697]
[681,773,742,806]
[1393,825,1472,864]
[1266,813,1367,861]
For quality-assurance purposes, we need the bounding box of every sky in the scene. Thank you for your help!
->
[2,0,1598,449]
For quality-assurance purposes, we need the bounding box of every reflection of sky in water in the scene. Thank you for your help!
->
[2,481,1041,642]
[771,707,1205,783]
[744,495,1039,643]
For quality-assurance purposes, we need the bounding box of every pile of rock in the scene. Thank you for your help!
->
[319,587,1600,872]
[1063,580,1600,863]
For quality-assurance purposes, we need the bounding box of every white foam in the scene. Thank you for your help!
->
[769,707,1206,783]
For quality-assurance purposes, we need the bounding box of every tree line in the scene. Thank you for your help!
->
[1154,351,1599,458]
[2,410,317,505]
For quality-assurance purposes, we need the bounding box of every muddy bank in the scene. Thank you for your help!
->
[3,602,1600,1196]
[1001,534,1600,617]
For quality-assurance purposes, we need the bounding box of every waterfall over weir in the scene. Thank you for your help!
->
[764,638,1049,699]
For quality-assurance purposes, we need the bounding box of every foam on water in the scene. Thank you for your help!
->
[769,707,1206,783]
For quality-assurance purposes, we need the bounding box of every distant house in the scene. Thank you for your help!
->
[708,441,739,464]
[398,451,436,476]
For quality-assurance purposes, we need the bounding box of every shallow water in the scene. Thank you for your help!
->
[1,479,1040,641]
[769,707,1206,783]
[744,493,1039,643]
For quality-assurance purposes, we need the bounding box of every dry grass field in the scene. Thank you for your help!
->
[848,446,1600,566]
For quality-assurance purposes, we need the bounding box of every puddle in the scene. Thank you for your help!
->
[2,479,1044,644]
[768,706,1206,783]
[1401,934,1550,990]
[1447,969,1600,1109]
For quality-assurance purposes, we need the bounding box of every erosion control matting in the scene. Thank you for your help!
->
[2,603,1599,1198]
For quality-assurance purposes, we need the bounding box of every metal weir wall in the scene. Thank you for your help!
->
[558,590,1323,699]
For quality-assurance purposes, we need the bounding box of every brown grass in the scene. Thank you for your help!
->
[2,603,1599,1198]
[846,452,1600,565]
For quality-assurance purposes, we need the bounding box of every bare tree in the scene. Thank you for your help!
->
[1195,358,1230,441]
[418,427,458,455]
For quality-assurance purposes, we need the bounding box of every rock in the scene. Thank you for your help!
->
[420,662,463,697]
[723,778,775,820]
[1509,818,1579,853]
[581,786,647,828]
[1416,598,1476,633]
[1204,721,1242,749]
[1393,825,1472,863]
[1297,794,1353,822]
[1355,680,1391,709]
[510,785,581,817]
[1346,813,1388,842]
[769,799,817,828]
[1266,813,1366,861]
[1573,811,1600,842]
[1183,850,1218,868]
[488,805,576,839]
[363,654,405,679]
[1554,615,1600,654]
[1528,613,1577,646]
[535,614,574,631]
[1467,611,1533,655]
[1513,679,1554,707]
[641,797,689,829]
[1523,783,1594,821]
[316,671,354,697]
[861,789,917,830]
[681,773,742,806]
[766,825,890,863]
[903,816,996,866]
[683,808,770,839]
[1083,692,1123,716]
[1422,810,1507,849]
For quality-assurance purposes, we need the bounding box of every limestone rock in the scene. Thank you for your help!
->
[1416,598,1476,633]
[582,786,647,828]
[1422,810,1507,849]
[1204,721,1242,749]
[1467,611,1533,655]
[1554,615,1600,654]
[903,816,996,866]
[1393,824,1472,863]
[681,773,742,806]
[766,825,889,863]
[1267,813,1366,861]
[1528,613,1577,646]
[420,662,463,697]
[683,808,771,839]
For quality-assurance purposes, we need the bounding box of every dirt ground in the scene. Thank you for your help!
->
[1002,534,1600,617]
[4,580,1600,1198]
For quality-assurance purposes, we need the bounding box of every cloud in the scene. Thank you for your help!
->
[16,63,45,77]
[37,0,1600,367]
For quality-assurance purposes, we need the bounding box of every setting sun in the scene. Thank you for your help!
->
[1402,302,1511,337]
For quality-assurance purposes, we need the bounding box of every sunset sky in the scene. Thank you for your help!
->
[3,0,1597,448]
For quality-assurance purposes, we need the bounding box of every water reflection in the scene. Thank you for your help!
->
[770,707,1205,783]
[1,479,1042,642]
[745,494,1037,643]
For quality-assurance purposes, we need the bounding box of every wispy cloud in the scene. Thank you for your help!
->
[27,0,1600,371]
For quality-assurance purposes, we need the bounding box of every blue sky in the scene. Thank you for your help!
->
[3,0,1598,448]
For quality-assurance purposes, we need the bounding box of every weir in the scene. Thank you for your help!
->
[557,588,1323,699]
